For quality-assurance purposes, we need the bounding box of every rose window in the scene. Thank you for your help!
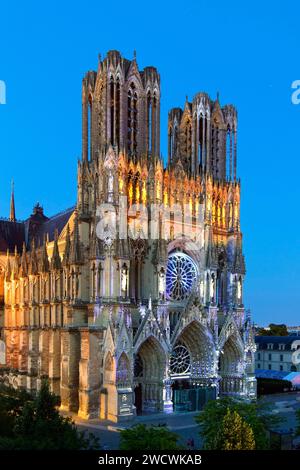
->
[170,345,191,375]
[166,252,197,301]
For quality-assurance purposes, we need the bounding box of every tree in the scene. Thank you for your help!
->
[0,381,99,450]
[120,424,182,450]
[196,396,283,450]
[219,408,255,450]
[257,324,288,336]
[0,384,32,437]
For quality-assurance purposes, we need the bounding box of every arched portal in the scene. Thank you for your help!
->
[134,336,166,414]
[175,321,215,376]
[219,334,244,395]
[171,321,217,411]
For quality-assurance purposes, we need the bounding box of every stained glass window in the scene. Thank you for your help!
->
[170,345,191,374]
[166,252,197,301]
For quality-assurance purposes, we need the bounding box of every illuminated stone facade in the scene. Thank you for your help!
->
[0,50,256,421]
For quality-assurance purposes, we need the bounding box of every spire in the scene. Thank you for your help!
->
[40,234,49,273]
[9,179,16,222]
[70,212,83,264]
[12,246,19,280]
[206,226,218,268]
[28,238,39,275]
[233,233,246,274]
[19,242,28,277]
[5,250,11,281]
[51,230,62,270]
[62,224,71,265]
[212,94,221,115]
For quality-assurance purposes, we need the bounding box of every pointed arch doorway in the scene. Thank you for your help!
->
[133,336,167,414]
[170,320,217,411]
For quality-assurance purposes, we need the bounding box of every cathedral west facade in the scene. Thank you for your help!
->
[0,50,256,421]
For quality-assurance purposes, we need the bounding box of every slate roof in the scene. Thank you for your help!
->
[0,220,25,253]
[32,207,74,245]
[255,336,298,351]
[0,205,75,254]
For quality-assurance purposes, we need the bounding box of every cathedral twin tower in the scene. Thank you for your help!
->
[82,49,237,180]
[82,51,160,162]
[0,50,256,422]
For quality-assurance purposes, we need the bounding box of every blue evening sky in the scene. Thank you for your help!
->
[0,0,299,325]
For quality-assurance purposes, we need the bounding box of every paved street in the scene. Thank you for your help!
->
[65,391,300,450]
[73,411,202,450]
[258,391,300,435]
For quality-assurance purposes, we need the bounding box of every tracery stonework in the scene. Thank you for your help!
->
[0,50,256,422]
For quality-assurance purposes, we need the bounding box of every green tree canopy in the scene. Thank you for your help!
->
[220,408,255,450]
[196,396,283,450]
[0,381,98,450]
[120,424,182,450]
[257,324,288,336]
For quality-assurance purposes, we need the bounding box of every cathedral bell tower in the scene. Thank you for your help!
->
[81,50,160,164]
[168,93,238,181]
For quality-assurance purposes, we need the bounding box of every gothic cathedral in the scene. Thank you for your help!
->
[0,50,256,421]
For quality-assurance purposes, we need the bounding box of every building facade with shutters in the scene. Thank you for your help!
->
[256,336,300,373]
[0,50,256,421]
